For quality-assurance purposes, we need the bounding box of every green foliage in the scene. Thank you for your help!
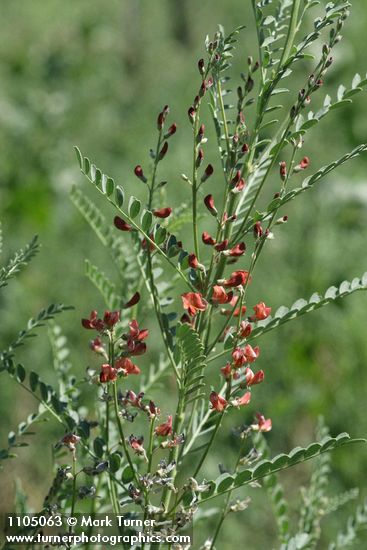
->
[253,431,290,543]
[194,433,365,505]
[0,235,39,289]
[328,499,367,549]
[174,322,206,403]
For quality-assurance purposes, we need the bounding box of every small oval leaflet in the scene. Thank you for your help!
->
[129,197,141,219]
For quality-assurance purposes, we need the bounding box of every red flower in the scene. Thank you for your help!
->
[222,270,251,288]
[188,253,199,269]
[252,413,272,432]
[232,347,246,368]
[125,320,148,356]
[231,391,252,407]
[100,364,118,383]
[61,433,80,451]
[279,161,287,181]
[232,344,260,367]
[153,207,172,219]
[82,310,119,332]
[224,242,246,257]
[89,336,104,354]
[123,291,140,309]
[155,415,173,437]
[233,178,246,193]
[129,435,146,457]
[251,302,271,321]
[214,239,229,252]
[147,400,161,418]
[238,320,252,338]
[220,362,240,380]
[244,367,265,386]
[128,320,149,341]
[116,357,141,376]
[211,285,233,305]
[253,221,263,238]
[204,194,217,216]
[114,216,132,232]
[221,363,232,380]
[181,292,208,316]
[294,156,310,172]
[103,310,120,328]
[202,231,216,246]
[123,390,145,408]
[82,310,100,330]
[209,391,228,412]
[134,165,147,183]
[244,344,260,363]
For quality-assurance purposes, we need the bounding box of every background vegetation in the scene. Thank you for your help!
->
[0,1,366,548]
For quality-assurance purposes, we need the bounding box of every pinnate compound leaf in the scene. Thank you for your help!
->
[196,434,365,504]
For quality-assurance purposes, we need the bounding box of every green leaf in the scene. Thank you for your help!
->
[115,186,125,207]
[121,464,135,483]
[0,236,39,290]
[16,364,26,383]
[93,437,105,458]
[29,371,39,392]
[109,452,121,473]
[175,323,206,406]
[141,210,153,232]
[128,197,141,219]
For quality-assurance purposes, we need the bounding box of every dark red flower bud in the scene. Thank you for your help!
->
[246,76,254,92]
[180,313,192,325]
[231,170,242,186]
[201,164,214,183]
[241,143,249,154]
[202,231,216,246]
[198,124,205,138]
[188,106,196,124]
[204,194,217,216]
[158,141,169,161]
[123,291,140,309]
[214,239,229,252]
[234,179,245,193]
[279,161,287,181]
[165,123,177,138]
[153,207,172,219]
[253,221,263,238]
[198,58,205,75]
[188,253,199,269]
[196,148,204,167]
[134,165,147,183]
[157,112,164,130]
[114,216,132,232]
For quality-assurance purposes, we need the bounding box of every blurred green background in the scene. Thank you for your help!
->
[1,1,367,548]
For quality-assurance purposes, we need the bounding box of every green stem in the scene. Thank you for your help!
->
[278,0,301,68]
[113,382,139,487]
[69,456,77,534]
